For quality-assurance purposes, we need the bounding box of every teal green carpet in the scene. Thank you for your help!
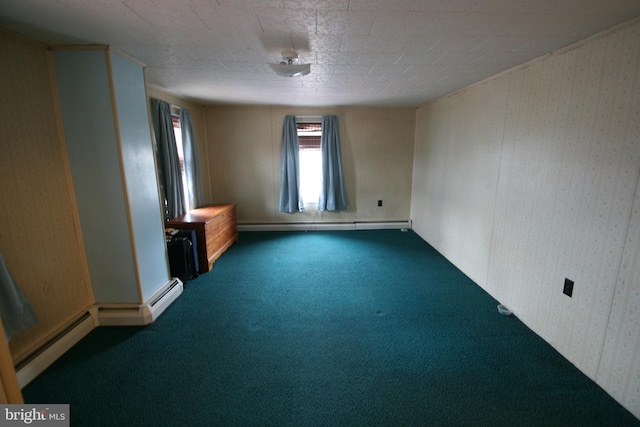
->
[23,230,640,426]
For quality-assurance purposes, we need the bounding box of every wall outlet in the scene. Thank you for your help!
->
[563,278,574,297]
[378,200,383,207]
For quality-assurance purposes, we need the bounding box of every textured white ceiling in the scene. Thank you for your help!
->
[1,0,639,106]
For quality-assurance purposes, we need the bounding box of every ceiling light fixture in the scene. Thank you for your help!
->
[269,49,311,77]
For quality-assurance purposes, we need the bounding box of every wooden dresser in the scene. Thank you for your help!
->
[167,204,238,273]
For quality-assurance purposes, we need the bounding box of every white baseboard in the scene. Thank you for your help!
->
[354,220,412,230]
[15,279,183,388]
[16,312,97,388]
[238,221,412,232]
[97,278,183,326]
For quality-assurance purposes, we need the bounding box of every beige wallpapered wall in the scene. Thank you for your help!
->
[411,19,640,417]
[0,30,93,362]
[204,105,416,224]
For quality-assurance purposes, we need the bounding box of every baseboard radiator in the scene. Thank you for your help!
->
[15,278,183,388]
[15,312,96,388]
[97,278,183,326]
[238,220,412,232]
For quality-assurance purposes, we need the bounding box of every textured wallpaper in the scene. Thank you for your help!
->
[412,19,640,417]
[0,31,93,361]
[204,105,416,224]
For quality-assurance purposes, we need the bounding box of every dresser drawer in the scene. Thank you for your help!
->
[167,204,238,274]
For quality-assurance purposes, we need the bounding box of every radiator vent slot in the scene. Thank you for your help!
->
[151,279,180,307]
[15,311,96,387]
[15,311,92,371]
[97,306,140,312]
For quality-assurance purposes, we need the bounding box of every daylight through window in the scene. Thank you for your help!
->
[172,114,190,212]
[297,121,322,204]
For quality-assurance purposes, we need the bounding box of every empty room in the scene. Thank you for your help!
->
[0,1,639,425]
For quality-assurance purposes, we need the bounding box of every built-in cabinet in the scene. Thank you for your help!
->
[52,47,171,305]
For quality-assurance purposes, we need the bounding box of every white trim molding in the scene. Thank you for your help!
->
[238,220,412,232]
[15,278,183,388]
[16,312,97,388]
[96,279,183,326]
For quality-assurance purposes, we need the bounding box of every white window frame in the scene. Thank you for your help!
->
[296,117,322,205]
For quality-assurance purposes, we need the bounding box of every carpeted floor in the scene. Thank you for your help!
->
[23,230,640,426]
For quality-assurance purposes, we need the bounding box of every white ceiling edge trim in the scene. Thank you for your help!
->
[421,15,640,109]
[551,15,640,57]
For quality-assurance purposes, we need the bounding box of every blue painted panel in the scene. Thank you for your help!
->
[110,51,169,301]
[53,50,139,303]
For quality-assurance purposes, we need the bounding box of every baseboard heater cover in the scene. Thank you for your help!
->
[97,278,183,326]
[238,221,412,232]
[15,279,183,388]
[16,312,96,388]
[354,220,412,230]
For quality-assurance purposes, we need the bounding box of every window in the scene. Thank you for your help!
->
[297,121,322,204]
[171,114,190,211]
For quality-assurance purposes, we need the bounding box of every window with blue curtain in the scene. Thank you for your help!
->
[278,115,304,213]
[151,98,204,220]
[279,115,349,213]
[318,115,349,211]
